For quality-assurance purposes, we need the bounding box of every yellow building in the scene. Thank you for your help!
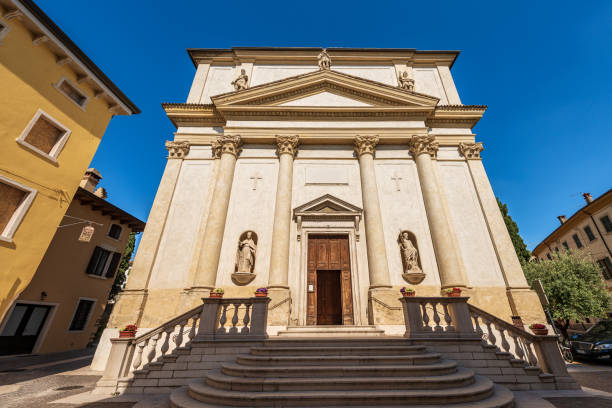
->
[0,169,145,355]
[532,190,612,292]
[0,0,139,323]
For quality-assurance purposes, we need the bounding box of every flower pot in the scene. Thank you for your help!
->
[532,328,548,336]
[446,292,461,297]
[209,293,223,298]
[401,292,416,297]
[119,330,136,338]
[255,293,268,297]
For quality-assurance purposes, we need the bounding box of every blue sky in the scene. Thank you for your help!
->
[37,0,612,250]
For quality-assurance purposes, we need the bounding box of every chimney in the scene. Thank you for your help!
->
[583,192,593,204]
[557,215,567,225]
[79,168,102,193]
[94,187,107,199]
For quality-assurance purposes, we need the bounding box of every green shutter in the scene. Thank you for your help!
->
[105,252,122,278]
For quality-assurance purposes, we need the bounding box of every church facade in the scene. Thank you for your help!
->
[102,47,545,352]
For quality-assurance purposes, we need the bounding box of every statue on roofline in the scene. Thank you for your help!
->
[231,69,249,91]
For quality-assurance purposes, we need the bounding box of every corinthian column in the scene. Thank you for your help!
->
[193,135,242,290]
[409,135,467,289]
[268,136,299,289]
[354,135,391,289]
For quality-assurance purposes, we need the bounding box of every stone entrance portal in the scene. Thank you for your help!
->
[307,235,354,325]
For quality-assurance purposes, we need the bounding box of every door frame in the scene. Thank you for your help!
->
[296,229,363,326]
[0,300,58,354]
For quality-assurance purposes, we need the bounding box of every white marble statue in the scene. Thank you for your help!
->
[399,231,421,274]
[237,231,257,273]
[398,71,415,91]
[231,69,249,91]
[318,49,331,70]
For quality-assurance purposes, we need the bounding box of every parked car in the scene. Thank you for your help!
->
[570,320,612,359]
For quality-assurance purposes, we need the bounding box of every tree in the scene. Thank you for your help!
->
[110,232,136,299]
[523,251,610,339]
[497,198,531,263]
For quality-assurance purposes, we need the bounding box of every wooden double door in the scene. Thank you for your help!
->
[307,235,354,325]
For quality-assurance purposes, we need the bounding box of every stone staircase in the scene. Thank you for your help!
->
[276,325,385,337]
[168,337,515,407]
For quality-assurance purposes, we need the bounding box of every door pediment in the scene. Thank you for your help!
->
[293,194,363,241]
[211,70,439,120]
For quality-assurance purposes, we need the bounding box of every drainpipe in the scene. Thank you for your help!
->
[583,210,612,259]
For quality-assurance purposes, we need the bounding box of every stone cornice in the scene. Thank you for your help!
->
[275,135,299,157]
[187,47,459,68]
[354,135,379,156]
[408,135,438,158]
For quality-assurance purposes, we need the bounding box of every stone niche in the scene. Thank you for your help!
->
[398,230,425,284]
[232,230,257,285]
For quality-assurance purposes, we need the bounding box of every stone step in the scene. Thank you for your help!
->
[205,367,477,392]
[170,384,514,408]
[235,352,442,366]
[264,337,409,348]
[276,325,385,337]
[250,344,427,356]
[221,360,458,378]
[185,375,497,407]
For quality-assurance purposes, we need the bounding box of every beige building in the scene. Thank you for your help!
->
[94,47,546,368]
[0,169,144,355]
[533,190,612,291]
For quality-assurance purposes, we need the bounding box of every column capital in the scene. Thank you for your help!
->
[275,135,299,157]
[459,142,484,160]
[354,135,379,157]
[165,141,190,159]
[213,135,242,158]
[408,135,438,158]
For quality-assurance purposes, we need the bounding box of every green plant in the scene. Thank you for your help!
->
[444,287,461,294]
[523,250,610,339]
[121,324,137,332]
[212,288,224,294]
[497,198,531,263]
[400,287,415,293]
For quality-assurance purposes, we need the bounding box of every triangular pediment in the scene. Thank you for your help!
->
[211,69,439,110]
[294,194,362,216]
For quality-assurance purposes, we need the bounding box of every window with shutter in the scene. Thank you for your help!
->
[16,110,71,162]
[600,215,612,233]
[86,246,111,277]
[584,226,596,241]
[0,176,37,242]
[597,258,612,280]
[54,77,89,108]
[105,252,122,278]
[108,224,122,239]
[572,234,583,248]
[69,299,95,331]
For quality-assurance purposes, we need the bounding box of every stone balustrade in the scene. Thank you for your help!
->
[95,297,270,394]
[400,296,570,378]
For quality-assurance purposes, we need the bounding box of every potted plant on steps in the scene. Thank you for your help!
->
[209,288,224,298]
[444,287,462,297]
[119,324,138,338]
[400,287,416,297]
[254,288,268,297]
[529,323,549,335]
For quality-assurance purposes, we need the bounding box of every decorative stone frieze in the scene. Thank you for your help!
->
[165,141,190,159]
[354,135,379,156]
[459,142,484,160]
[215,135,242,157]
[275,135,299,157]
[408,135,438,158]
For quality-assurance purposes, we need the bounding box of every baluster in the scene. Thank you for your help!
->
[442,302,454,332]
[133,341,145,370]
[175,320,186,348]
[472,314,484,339]
[420,302,431,331]
[484,318,497,347]
[217,303,229,334]
[510,333,525,361]
[229,302,241,334]
[146,334,160,365]
[525,340,539,366]
[431,301,442,332]
[497,326,511,353]
[187,315,198,341]
[160,327,173,356]
[241,303,252,334]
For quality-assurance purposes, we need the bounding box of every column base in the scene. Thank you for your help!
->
[506,287,547,325]
[108,289,148,328]
[368,287,402,325]
[267,287,291,326]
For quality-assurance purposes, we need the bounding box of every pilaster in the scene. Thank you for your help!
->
[186,62,211,103]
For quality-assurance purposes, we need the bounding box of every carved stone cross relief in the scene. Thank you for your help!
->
[250,173,263,190]
[391,171,402,192]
